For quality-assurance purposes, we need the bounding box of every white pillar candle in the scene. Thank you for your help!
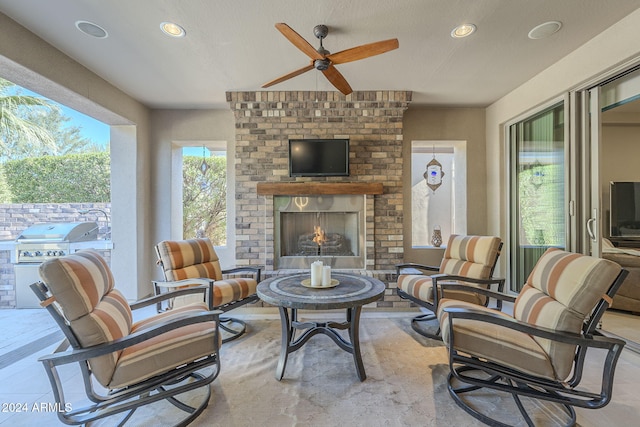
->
[311,261,323,286]
[322,265,332,287]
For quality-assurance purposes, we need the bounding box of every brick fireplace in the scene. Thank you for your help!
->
[227,91,411,308]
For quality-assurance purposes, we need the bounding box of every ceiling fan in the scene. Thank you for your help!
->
[262,23,399,95]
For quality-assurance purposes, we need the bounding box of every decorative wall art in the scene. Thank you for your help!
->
[424,151,445,192]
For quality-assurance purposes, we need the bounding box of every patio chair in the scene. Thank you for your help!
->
[154,237,261,343]
[437,248,628,426]
[32,249,221,426]
[396,234,504,338]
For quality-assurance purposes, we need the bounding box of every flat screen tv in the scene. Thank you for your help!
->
[610,181,640,240]
[288,139,349,177]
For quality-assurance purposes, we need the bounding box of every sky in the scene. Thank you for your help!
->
[10,82,110,147]
[60,105,110,146]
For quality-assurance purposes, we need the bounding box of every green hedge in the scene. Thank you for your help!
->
[0,152,110,203]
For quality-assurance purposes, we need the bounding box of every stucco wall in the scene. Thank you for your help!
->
[402,107,487,265]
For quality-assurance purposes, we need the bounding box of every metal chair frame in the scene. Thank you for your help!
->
[440,268,629,427]
[31,281,221,426]
[396,242,504,339]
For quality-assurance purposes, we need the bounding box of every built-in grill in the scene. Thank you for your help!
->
[9,221,108,308]
[15,222,99,264]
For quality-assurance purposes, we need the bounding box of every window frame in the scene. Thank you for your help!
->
[409,140,467,250]
[171,140,235,266]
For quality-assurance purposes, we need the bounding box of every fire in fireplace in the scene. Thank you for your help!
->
[274,195,365,269]
[298,225,354,257]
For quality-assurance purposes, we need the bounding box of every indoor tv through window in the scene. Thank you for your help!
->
[288,139,349,177]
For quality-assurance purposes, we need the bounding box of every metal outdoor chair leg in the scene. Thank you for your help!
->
[410,312,442,339]
[219,316,248,343]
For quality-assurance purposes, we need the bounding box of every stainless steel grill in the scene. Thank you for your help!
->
[15,222,99,263]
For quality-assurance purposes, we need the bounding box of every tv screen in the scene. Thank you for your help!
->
[289,139,349,177]
[610,181,640,239]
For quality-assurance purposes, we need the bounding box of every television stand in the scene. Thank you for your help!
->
[609,239,640,249]
[601,250,640,314]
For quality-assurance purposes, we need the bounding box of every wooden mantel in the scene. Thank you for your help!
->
[256,182,383,196]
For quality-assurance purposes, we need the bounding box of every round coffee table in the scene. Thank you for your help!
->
[257,273,385,381]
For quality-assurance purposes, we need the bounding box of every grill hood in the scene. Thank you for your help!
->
[16,222,99,243]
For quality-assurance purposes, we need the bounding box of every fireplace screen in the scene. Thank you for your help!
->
[274,195,365,269]
[280,212,358,257]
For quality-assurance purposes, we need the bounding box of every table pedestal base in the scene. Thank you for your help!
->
[276,306,366,381]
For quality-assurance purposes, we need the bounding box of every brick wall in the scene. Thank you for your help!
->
[227,91,411,308]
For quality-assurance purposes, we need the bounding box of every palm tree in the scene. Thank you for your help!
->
[0,77,57,161]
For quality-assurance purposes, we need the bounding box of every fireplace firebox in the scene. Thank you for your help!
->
[274,195,365,269]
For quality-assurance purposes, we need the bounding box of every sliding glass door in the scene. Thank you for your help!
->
[508,102,566,291]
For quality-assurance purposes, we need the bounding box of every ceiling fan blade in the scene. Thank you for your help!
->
[328,38,399,64]
[275,23,324,60]
[262,63,315,88]
[322,64,353,95]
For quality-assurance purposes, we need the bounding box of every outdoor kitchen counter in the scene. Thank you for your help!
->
[0,240,113,263]
[68,240,114,251]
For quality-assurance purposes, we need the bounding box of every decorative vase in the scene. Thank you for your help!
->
[431,226,442,247]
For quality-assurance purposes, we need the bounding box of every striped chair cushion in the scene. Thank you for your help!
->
[397,235,501,305]
[109,302,218,388]
[438,299,556,379]
[156,238,258,308]
[513,248,622,379]
[39,250,133,387]
[156,238,223,281]
[440,235,502,279]
[211,278,257,307]
[39,249,117,320]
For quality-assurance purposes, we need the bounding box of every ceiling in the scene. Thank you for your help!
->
[1,0,639,110]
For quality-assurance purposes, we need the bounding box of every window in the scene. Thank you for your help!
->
[181,144,227,246]
[411,140,467,247]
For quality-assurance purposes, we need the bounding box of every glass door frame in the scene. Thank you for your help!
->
[574,63,640,257]
[504,95,572,293]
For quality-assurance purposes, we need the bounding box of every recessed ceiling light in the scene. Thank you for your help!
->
[160,22,186,38]
[75,21,108,39]
[451,24,476,38]
[528,21,562,39]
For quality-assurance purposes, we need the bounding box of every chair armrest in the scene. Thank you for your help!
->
[221,266,262,282]
[152,278,213,289]
[432,274,505,289]
[395,262,439,276]
[38,309,223,366]
[130,285,209,310]
[432,274,509,308]
[442,307,624,349]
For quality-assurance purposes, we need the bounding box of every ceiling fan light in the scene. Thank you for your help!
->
[314,59,330,70]
[160,22,186,38]
[451,24,476,38]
